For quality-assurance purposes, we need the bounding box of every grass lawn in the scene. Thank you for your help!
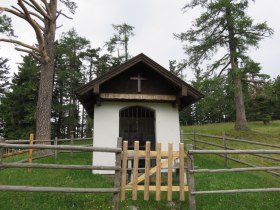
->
[1,151,280,209]
[0,121,279,209]
[182,120,280,144]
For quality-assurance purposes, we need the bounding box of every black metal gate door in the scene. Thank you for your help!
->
[119,106,156,151]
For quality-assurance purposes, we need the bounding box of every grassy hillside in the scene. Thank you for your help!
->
[182,120,280,145]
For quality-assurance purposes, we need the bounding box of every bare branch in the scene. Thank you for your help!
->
[15,47,41,61]
[0,38,40,52]
[56,10,73,20]
[56,25,63,29]
[28,0,50,19]
[29,11,45,22]
[0,7,25,19]
[17,0,48,61]
[218,62,231,77]
[22,0,39,12]
[41,0,50,13]
[11,5,24,15]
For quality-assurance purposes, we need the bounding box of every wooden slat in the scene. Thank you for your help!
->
[179,143,185,201]
[144,141,151,201]
[127,150,186,158]
[126,185,189,192]
[156,142,161,201]
[121,141,128,201]
[132,141,139,200]
[127,156,178,185]
[167,143,173,201]
[100,93,176,101]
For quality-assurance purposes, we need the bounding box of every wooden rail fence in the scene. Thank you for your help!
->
[182,130,280,176]
[0,137,122,210]
[2,134,92,159]
[186,144,280,210]
[120,141,188,202]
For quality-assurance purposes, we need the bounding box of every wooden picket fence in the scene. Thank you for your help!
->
[120,141,188,201]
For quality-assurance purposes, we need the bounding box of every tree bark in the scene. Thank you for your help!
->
[35,1,57,142]
[233,74,249,130]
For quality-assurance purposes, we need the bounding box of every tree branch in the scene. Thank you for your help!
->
[17,0,48,61]
[0,7,25,19]
[29,11,45,22]
[28,0,50,20]
[15,47,41,61]
[0,38,39,52]
[218,62,231,77]
[56,10,73,20]
[41,0,50,13]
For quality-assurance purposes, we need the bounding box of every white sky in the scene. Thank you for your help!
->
[1,0,279,81]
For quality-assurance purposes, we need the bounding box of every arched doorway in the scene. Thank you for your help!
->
[119,106,156,151]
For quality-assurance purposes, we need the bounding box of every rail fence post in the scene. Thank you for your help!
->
[0,138,5,167]
[113,137,122,210]
[70,131,74,156]
[180,129,184,143]
[187,144,196,210]
[193,128,197,149]
[28,133,34,172]
[54,137,58,160]
[222,132,228,167]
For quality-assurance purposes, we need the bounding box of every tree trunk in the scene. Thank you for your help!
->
[226,5,249,130]
[35,1,57,142]
[36,61,54,141]
[233,75,249,130]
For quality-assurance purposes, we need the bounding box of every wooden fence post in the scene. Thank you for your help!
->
[54,137,58,160]
[144,141,151,201]
[0,138,5,166]
[120,141,128,201]
[70,131,74,156]
[187,144,196,210]
[113,137,122,210]
[193,128,197,149]
[222,132,228,167]
[132,141,139,200]
[28,133,34,172]
[156,142,162,201]
[167,143,173,201]
[179,143,185,201]
[180,129,184,143]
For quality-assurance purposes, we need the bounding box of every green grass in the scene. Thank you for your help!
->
[183,120,280,144]
[0,121,280,209]
[1,152,279,209]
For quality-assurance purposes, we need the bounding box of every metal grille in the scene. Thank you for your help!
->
[119,106,155,150]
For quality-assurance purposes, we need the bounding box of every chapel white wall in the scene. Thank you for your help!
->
[92,101,180,174]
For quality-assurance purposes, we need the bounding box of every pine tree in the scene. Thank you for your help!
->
[0,58,10,97]
[175,0,273,130]
[52,29,90,138]
[105,23,135,62]
[0,56,39,139]
[0,58,10,136]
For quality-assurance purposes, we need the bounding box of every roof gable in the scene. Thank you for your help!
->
[76,53,203,116]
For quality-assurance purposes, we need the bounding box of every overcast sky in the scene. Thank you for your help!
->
[1,0,279,81]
